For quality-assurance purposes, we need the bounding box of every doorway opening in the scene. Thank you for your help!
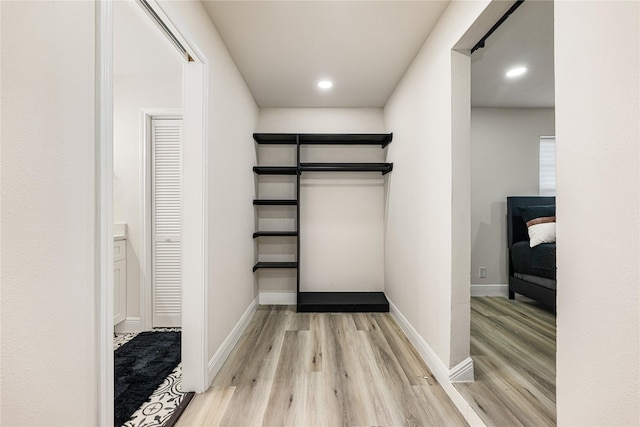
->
[98,1,209,425]
[461,0,557,425]
[113,2,185,425]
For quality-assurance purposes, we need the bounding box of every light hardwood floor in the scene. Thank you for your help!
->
[177,306,468,427]
[455,297,557,426]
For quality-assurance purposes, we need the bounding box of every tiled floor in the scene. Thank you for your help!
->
[114,329,187,427]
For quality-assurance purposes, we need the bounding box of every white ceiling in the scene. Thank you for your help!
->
[471,0,555,108]
[202,1,449,108]
[115,0,554,109]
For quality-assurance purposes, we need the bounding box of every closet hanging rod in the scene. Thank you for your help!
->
[138,0,194,62]
[471,0,525,54]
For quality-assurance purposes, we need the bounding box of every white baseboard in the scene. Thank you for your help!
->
[114,317,144,333]
[207,296,259,385]
[388,299,485,426]
[259,292,296,305]
[470,284,508,297]
[449,356,474,382]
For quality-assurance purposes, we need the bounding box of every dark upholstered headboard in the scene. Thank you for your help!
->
[507,196,555,248]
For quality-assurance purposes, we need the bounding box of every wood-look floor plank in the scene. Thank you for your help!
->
[456,297,556,427]
[352,331,399,425]
[362,318,466,426]
[309,313,324,373]
[470,334,555,404]
[373,313,438,386]
[455,379,526,427]
[470,311,554,386]
[352,312,381,332]
[217,307,291,426]
[210,307,270,387]
[475,297,555,340]
[326,313,380,426]
[307,314,344,427]
[303,371,342,427]
[262,330,311,426]
[179,307,470,427]
[412,384,471,426]
[175,386,235,427]
[472,355,555,427]
[287,312,311,331]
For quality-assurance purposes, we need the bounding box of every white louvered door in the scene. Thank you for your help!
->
[152,118,182,327]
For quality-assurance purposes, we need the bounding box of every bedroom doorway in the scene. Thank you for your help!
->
[461,0,557,424]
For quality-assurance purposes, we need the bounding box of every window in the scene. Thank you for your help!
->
[539,136,556,196]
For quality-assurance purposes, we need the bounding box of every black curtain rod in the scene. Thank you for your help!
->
[471,0,525,54]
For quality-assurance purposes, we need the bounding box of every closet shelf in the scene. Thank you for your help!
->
[253,133,393,148]
[253,231,298,238]
[299,162,393,175]
[300,133,392,148]
[252,261,298,272]
[253,166,298,175]
[253,132,393,312]
[253,133,297,144]
[297,292,390,313]
[253,199,298,206]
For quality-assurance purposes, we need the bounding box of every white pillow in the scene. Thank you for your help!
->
[528,222,556,247]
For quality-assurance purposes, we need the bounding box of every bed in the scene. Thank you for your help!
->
[507,196,556,312]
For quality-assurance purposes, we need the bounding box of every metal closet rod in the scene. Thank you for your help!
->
[471,0,525,54]
[138,0,194,62]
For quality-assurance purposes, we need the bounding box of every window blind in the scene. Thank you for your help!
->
[539,136,556,196]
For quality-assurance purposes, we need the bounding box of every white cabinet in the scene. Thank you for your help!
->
[113,240,127,325]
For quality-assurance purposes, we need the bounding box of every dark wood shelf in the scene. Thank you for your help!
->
[300,133,393,148]
[252,261,298,272]
[299,162,393,175]
[253,166,297,175]
[253,133,394,311]
[253,199,298,206]
[253,133,393,148]
[253,231,298,238]
[253,133,298,144]
[297,292,389,312]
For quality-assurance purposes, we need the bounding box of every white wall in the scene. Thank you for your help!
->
[258,108,385,134]
[470,108,555,289]
[555,2,639,425]
[257,108,385,295]
[1,1,98,425]
[164,2,259,363]
[383,1,491,371]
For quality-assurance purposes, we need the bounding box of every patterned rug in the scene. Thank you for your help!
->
[114,329,188,427]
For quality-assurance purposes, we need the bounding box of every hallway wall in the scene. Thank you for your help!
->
[555,1,639,424]
[0,1,98,425]
[383,0,492,371]
[164,1,260,371]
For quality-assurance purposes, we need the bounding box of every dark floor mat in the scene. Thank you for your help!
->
[114,331,181,427]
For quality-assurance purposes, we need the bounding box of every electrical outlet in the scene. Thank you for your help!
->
[479,267,487,278]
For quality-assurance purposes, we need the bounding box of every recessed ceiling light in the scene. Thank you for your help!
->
[506,66,527,78]
[318,80,333,89]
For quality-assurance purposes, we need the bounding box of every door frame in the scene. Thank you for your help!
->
[97,1,210,424]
